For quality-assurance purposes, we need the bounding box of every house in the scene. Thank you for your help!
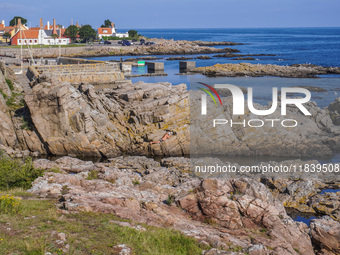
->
[0,19,27,43]
[97,27,113,39]
[97,22,128,39]
[10,18,70,46]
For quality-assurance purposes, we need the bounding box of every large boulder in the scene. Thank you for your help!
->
[25,81,189,157]
[329,98,340,125]
[310,217,340,254]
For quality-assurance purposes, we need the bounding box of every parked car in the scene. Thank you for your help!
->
[99,40,104,44]
[104,41,111,45]
[122,40,131,46]
[140,39,146,45]
[145,42,155,45]
[118,41,123,44]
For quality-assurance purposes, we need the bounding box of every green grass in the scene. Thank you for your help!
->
[0,154,44,190]
[86,170,99,180]
[0,89,8,99]
[0,189,206,255]
[5,79,14,91]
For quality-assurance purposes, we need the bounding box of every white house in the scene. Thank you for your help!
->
[97,22,128,39]
[11,18,70,46]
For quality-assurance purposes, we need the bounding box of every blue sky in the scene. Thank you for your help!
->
[0,0,339,29]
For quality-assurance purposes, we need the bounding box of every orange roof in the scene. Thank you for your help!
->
[4,27,14,33]
[16,30,39,39]
[29,27,41,30]
[98,27,112,35]
[0,24,4,29]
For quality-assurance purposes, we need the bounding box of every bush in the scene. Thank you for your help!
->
[5,79,14,91]
[86,170,99,180]
[0,194,22,214]
[128,29,138,38]
[0,88,7,99]
[0,154,44,190]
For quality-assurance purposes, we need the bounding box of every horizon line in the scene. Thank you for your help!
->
[121,26,340,30]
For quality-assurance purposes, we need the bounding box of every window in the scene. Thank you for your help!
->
[34,40,37,43]
[29,40,32,43]
[18,39,21,43]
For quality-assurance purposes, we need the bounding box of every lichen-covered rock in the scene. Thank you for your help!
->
[29,156,317,254]
[193,63,340,78]
[24,81,189,157]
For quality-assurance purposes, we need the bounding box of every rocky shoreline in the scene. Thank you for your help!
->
[0,38,242,59]
[1,61,340,159]
[0,50,339,254]
[27,155,340,255]
[193,63,340,78]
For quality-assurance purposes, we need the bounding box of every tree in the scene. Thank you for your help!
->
[51,34,59,39]
[101,19,112,28]
[9,16,27,26]
[128,30,138,38]
[64,25,79,42]
[78,25,96,42]
[3,32,11,43]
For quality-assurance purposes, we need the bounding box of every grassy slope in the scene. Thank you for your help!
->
[0,188,206,255]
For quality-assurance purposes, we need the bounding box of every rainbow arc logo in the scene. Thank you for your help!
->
[198,82,223,107]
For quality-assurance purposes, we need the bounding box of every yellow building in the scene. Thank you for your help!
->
[0,19,28,43]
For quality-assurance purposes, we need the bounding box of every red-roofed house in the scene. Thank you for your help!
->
[97,22,128,39]
[98,27,113,39]
[11,30,40,45]
[11,18,70,46]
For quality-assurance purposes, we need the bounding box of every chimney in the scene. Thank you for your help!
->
[40,18,43,29]
[1,20,4,26]
[111,22,114,28]
[52,19,57,34]
[18,18,22,27]
[47,21,50,30]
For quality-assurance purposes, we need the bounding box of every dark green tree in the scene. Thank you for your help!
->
[3,32,11,43]
[79,25,97,42]
[64,25,79,42]
[128,29,138,38]
[101,19,112,28]
[9,16,27,26]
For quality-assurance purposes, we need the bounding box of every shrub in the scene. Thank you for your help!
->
[0,155,44,190]
[165,195,174,205]
[0,194,22,214]
[86,170,99,180]
[5,79,14,91]
[20,117,32,131]
[0,88,8,99]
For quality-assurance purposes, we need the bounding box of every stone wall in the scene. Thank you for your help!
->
[27,62,125,85]
[57,57,107,65]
